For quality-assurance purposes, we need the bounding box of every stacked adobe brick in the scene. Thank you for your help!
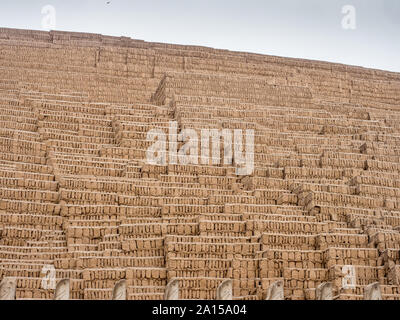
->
[0,28,399,299]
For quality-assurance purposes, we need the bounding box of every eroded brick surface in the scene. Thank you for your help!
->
[0,28,400,300]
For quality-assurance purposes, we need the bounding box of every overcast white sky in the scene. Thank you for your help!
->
[1,0,399,72]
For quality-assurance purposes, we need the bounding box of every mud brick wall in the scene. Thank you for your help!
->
[0,27,399,300]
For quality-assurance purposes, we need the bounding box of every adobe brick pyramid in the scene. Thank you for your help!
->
[0,27,399,300]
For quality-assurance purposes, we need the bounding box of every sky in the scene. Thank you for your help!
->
[0,0,399,72]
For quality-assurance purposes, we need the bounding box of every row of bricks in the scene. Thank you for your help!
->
[0,188,58,201]
[61,204,161,216]
[0,177,57,190]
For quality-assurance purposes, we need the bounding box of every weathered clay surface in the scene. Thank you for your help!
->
[0,28,399,300]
